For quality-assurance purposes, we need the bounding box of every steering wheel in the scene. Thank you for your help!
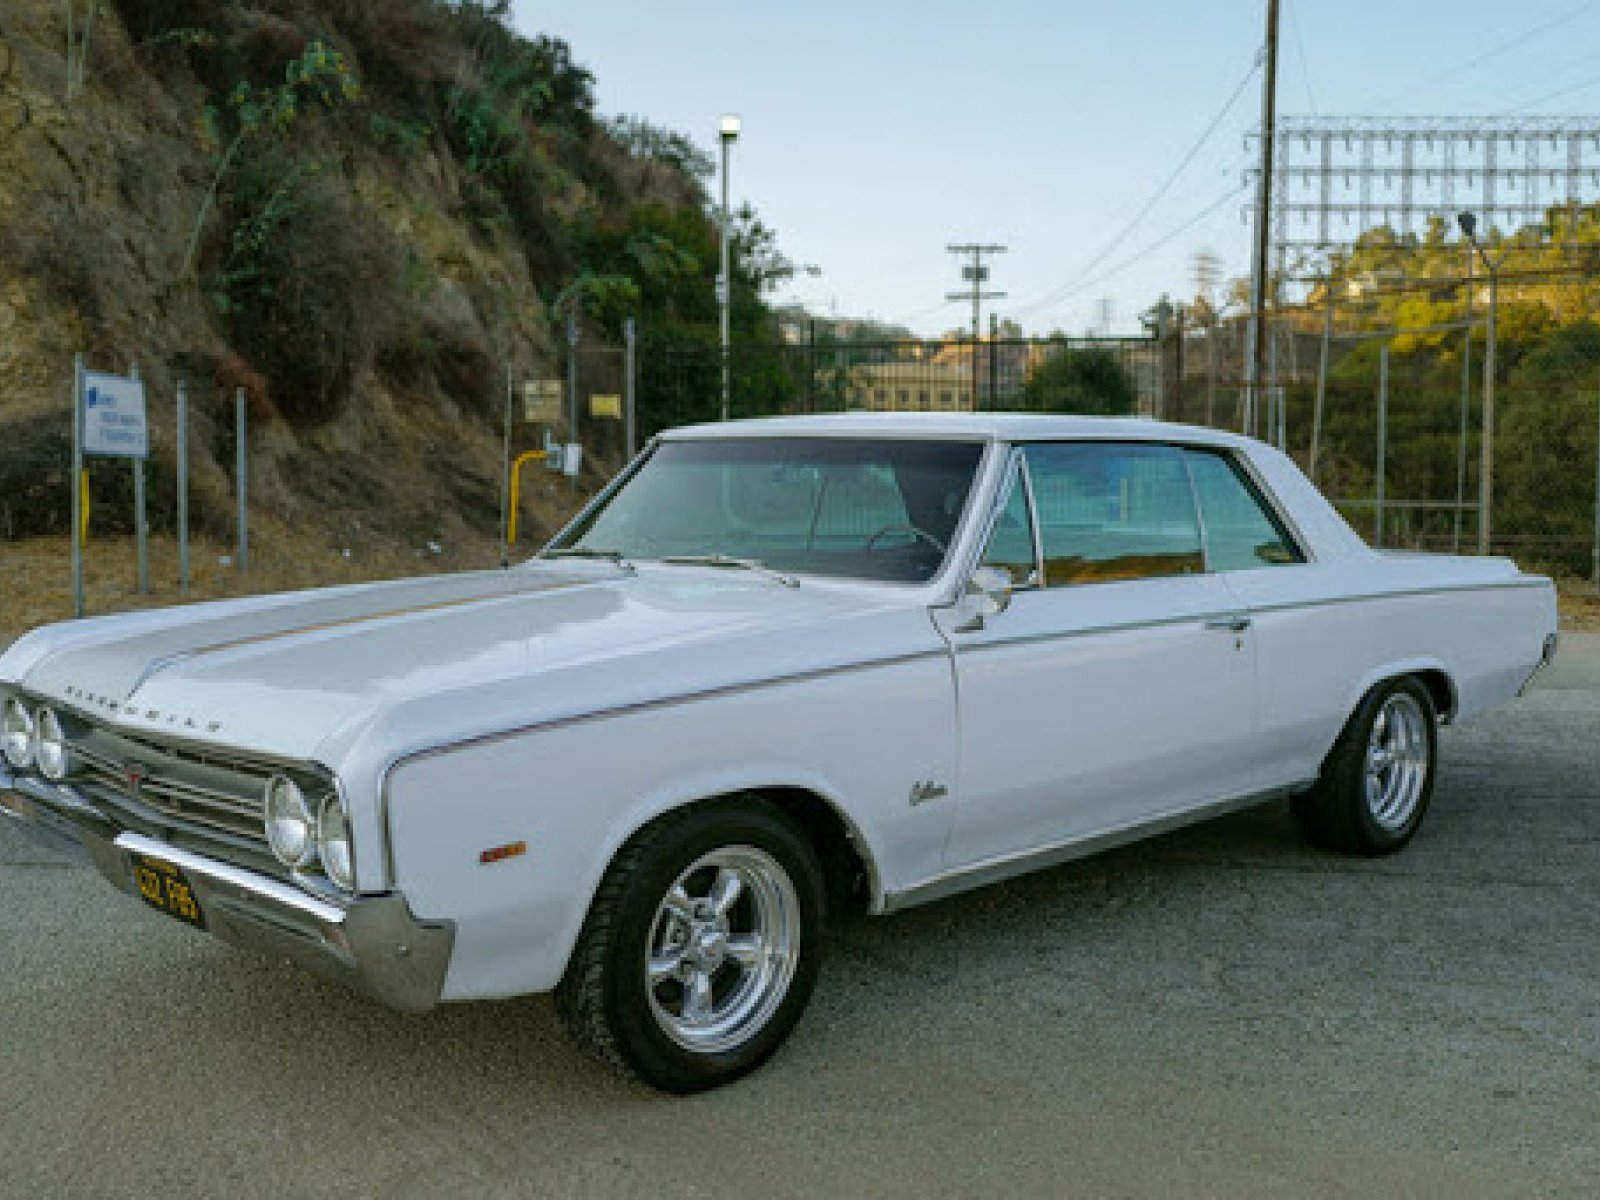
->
[863,524,947,555]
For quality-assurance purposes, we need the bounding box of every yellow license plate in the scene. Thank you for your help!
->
[132,855,205,929]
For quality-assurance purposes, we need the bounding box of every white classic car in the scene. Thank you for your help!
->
[0,414,1559,1091]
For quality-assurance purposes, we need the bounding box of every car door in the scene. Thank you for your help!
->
[1179,445,1337,792]
[936,441,1260,870]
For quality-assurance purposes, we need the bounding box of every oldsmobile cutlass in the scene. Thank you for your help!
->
[0,414,1558,1091]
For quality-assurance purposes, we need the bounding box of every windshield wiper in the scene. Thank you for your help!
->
[542,547,636,572]
[656,554,800,588]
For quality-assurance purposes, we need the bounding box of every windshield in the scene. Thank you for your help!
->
[551,437,986,583]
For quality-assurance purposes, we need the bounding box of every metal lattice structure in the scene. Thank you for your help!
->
[1248,115,1600,267]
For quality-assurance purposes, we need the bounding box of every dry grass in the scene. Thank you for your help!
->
[1560,587,1600,631]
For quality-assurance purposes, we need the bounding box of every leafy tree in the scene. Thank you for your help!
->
[1019,347,1135,416]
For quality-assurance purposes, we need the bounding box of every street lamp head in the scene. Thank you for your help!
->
[719,114,741,141]
[1456,211,1478,241]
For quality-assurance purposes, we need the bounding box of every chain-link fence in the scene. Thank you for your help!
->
[636,334,1161,430]
[1164,308,1600,582]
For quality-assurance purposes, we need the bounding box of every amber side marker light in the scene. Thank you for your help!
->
[479,841,527,865]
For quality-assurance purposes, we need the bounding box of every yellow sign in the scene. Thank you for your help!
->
[523,379,563,424]
[590,393,623,420]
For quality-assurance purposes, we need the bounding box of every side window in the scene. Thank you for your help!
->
[1185,450,1304,570]
[1023,443,1203,587]
[979,463,1039,587]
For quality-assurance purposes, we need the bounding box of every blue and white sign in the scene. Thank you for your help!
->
[82,371,149,458]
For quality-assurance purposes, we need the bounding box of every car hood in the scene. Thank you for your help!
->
[6,564,931,763]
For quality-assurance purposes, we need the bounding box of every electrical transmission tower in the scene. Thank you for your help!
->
[1248,115,1600,279]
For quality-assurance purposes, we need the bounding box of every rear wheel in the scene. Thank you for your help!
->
[1292,676,1438,856]
[555,799,825,1093]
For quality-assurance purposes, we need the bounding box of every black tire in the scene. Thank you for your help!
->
[554,798,826,1093]
[1292,675,1438,856]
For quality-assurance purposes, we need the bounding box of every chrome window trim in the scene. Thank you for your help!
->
[969,448,1044,593]
[1223,445,1316,565]
[1017,451,1046,588]
[546,435,1005,599]
[952,577,1550,657]
[1180,450,1213,573]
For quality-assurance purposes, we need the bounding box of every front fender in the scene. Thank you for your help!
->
[379,653,956,1000]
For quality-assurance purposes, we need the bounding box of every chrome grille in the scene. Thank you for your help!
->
[72,728,272,844]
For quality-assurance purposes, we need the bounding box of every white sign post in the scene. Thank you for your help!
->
[71,364,150,616]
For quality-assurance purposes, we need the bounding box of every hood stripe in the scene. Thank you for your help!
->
[129,577,591,694]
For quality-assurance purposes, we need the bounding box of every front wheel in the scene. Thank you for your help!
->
[555,800,825,1093]
[1292,676,1438,856]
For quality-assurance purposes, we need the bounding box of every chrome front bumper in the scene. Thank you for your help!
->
[0,768,453,1013]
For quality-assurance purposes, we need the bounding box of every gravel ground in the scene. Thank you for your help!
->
[1,638,1597,1198]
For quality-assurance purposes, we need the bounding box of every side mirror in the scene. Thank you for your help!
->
[954,565,1015,632]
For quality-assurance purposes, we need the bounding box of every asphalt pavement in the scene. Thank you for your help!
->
[2,637,1597,1198]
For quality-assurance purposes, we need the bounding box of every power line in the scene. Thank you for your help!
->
[1020,184,1249,321]
[1010,54,1260,316]
[1286,0,1316,114]
[1508,67,1600,112]
[1373,2,1595,111]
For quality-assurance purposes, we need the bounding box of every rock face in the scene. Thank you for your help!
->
[0,1,697,553]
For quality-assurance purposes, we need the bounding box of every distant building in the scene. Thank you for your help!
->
[842,361,973,412]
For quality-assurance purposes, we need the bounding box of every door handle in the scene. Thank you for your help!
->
[1204,615,1252,633]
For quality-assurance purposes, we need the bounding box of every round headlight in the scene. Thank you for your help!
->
[35,707,73,781]
[2,698,35,770]
[317,791,355,892]
[264,775,317,868]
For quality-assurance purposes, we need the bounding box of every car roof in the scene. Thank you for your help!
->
[660,412,1250,448]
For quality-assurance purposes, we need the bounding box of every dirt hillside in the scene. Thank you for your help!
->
[0,0,719,637]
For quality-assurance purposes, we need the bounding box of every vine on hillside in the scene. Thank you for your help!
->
[181,40,359,278]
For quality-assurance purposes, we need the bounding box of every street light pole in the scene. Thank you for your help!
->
[718,114,741,422]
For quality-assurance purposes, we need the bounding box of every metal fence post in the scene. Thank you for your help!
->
[1375,344,1388,548]
[71,353,84,618]
[1453,244,1474,554]
[1310,293,1333,485]
[566,312,579,491]
[235,387,248,573]
[131,361,149,595]
[1206,323,1218,427]
[176,380,189,593]
[807,320,818,414]
[624,318,638,460]
[499,364,512,567]
[1593,372,1600,587]
[988,313,999,410]
[1479,263,1498,554]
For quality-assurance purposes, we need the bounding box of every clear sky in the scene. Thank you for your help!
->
[511,1,1600,337]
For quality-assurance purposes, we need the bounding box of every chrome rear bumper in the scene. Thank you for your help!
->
[0,768,453,1013]
[1518,632,1561,696]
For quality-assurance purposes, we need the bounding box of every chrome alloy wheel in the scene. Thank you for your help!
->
[1364,691,1431,832]
[645,846,801,1054]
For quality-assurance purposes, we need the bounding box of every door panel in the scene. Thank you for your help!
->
[939,438,1262,871]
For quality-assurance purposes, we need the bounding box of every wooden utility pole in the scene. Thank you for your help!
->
[1244,0,1280,439]
[947,243,1006,410]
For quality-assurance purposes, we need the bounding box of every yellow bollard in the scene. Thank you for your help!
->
[79,469,90,545]
[507,449,548,547]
